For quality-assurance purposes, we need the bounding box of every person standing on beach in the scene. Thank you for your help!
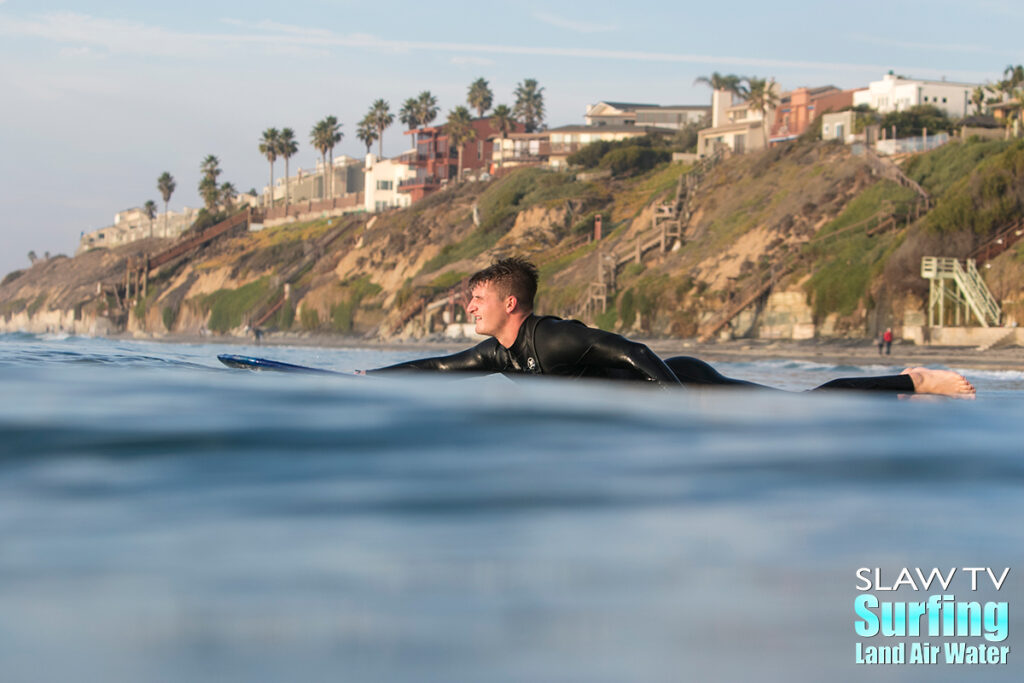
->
[367,258,975,398]
[883,328,893,355]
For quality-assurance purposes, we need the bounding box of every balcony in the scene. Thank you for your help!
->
[398,176,441,192]
[548,142,583,155]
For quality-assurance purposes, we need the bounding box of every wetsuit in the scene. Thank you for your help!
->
[372,314,915,393]
[373,315,682,386]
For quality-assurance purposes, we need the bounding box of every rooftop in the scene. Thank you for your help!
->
[549,124,678,134]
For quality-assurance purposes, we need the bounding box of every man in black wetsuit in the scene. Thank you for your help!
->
[370,258,975,397]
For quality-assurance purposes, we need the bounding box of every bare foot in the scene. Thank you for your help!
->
[900,367,976,399]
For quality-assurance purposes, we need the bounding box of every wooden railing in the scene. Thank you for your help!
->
[147,208,256,271]
[261,194,362,221]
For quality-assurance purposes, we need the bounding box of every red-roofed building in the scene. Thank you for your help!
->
[769,86,858,144]
[399,117,524,202]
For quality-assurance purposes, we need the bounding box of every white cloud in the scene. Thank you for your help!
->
[850,33,1014,59]
[450,55,494,66]
[56,45,98,59]
[0,11,993,83]
[220,17,334,39]
[531,11,616,34]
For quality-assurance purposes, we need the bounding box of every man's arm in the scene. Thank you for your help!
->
[536,319,683,386]
[366,339,502,374]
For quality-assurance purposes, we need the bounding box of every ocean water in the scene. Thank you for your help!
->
[1,333,1023,683]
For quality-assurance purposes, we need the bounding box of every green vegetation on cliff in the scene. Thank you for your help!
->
[200,278,271,333]
[805,180,917,317]
[913,140,1024,235]
[331,275,382,333]
[421,167,607,274]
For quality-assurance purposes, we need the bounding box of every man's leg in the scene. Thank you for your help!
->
[664,356,771,388]
[665,356,975,398]
[813,367,974,397]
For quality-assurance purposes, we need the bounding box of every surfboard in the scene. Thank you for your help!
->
[217,354,348,375]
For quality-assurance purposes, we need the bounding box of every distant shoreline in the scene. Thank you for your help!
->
[109,331,1023,373]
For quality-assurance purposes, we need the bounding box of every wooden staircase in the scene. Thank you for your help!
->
[570,152,724,319]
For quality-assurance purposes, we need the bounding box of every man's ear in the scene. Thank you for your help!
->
[505,295,518,313]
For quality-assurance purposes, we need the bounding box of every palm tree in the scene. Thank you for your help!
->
[513,78,545,132]
[742,76,780,147]
[368,99,394,158]
[357,115,377,154]
[220,182,237,211]
[445,106,476,181]
[199,155,222,211]
[259,127,280,209]
[1002,65,1024,134]
[200,155,221,182]
[277,128,298,209]
[310,120,332,201]
[468,77,493,118]
[416,90,439,129]
[157,172,175,234]
[324,115,342,197]
[143,200,157,238]
[490,104,516,167]
[399,97,421,149]
[694,72,743,97]
[1003,64,1024,90]
[971,86,987,115]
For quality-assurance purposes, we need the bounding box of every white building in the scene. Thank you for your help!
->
[584,101,709,130]
[264,155,364,206]
[853,73,978,119]
[696,85,779,157]
[363,153,414,213]
[77,205,203,253]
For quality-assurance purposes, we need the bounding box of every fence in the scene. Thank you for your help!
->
[261,194,363,222]
[874,132,950,156]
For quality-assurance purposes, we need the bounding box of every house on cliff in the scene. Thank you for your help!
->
[364,153,414,213]
[398,116,525,202]
[585,101,709,129]
[853,72,980,118]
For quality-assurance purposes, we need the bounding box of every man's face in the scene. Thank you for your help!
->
[466,281,509,337]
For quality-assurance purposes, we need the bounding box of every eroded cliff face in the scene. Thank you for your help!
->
[7,141,1023,342]
[0,152,886,341]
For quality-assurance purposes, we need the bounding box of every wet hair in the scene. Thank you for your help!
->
[468,257,538,311]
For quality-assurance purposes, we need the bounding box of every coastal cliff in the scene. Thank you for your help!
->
[3,138,1023,343]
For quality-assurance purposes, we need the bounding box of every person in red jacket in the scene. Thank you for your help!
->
[883,328,894,355]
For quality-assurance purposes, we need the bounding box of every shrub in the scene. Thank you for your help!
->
[1,270,25,286]
[567,141,612,168]
[879,104,954,137]
[600,146,671,176]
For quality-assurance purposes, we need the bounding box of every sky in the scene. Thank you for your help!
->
[1,0,1022,278]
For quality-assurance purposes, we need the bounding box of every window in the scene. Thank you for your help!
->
[942,97,947,103]
[376,180,393,191]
